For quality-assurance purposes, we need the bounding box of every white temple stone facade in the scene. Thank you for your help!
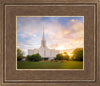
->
[28,26,60,60]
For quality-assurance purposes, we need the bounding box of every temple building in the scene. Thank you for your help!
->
[28,26,60,60]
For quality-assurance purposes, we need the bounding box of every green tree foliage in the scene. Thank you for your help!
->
[72,48,83,61]
[26,55,33,61]
[55,52,69,60]
[62,52,69,60]
[26,53,42,62]
[55,54,62,60]
[17,48,24,61]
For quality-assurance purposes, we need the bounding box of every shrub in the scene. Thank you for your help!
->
[26,53,42,62]
[55,52,69,61]
[72,48,83,61]
[55,54,62,60]
[26,55,33,61]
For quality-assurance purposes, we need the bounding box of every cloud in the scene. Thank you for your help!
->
[49,44,59,49]
[71,19,75,22]
[46,18,84,50]
[64,30,71,34]
[17,17,84,55]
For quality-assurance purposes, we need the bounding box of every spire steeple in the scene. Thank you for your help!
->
[41,25,46,47]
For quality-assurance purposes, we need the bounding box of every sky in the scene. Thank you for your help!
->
[17,16,84,56]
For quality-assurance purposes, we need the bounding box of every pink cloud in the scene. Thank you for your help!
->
[46,19,84,50]
[49,44,59,49]
[17,17,84,54]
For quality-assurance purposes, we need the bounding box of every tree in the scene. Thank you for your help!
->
[32,53,42,61]
[55,54,62,60]
[55,52,69,60]
[17,48,24,61]
[72,48,83,61]
[26,55,33,61]
[26,53,42,62]
[62,52,69,60]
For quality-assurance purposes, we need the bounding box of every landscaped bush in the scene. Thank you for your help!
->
[55,52,69,61]
[26,53,42,62]
[26,55,33,61]
[51,59,55,62]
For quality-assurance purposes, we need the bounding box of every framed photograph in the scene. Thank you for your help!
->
[17,16,84,70]
[0,0,100,86]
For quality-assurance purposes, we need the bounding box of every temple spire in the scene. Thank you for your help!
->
[41,25,46,47]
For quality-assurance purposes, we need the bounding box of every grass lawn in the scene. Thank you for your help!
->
[17,61,83,69]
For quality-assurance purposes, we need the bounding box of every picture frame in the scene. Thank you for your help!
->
[0,0,100,86]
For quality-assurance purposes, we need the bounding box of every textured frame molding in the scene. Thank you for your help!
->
[0,0,100,86]
[4,4,95,83]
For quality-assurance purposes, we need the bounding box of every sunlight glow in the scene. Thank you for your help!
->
[56,46,66,50]
[68,53,73,56]
[62,53,66,56]
[68,53,73,59]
